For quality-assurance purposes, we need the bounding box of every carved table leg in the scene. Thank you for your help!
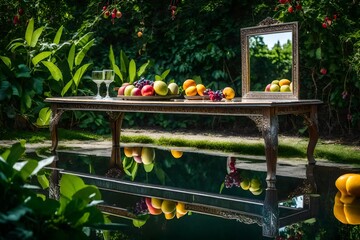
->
[302,105,319,165]
[49,106,64,154]
[107,112,125,167]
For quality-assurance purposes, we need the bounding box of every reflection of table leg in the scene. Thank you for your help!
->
[303,106,319,165]
[49,106,64,154]
[262,188,279,238]
[107,112,125,167]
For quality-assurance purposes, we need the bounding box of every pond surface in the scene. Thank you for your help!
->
[33,144,360,240]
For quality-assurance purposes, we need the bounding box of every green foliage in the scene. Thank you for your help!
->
[0,141,109,239]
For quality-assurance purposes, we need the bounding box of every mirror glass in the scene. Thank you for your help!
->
[241,20,299,101]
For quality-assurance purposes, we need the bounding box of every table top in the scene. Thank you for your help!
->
[45,96,323,116]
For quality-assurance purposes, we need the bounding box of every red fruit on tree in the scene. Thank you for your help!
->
[322,22,327,28]
[279,0,288,4]
[103,10,110,18]
[111,12,116,19]
[320,68,327,75]
[13,15,19,25]
[296,4,302,10]
[116,11,122,18]
[102,6,107,11]
[18,8,24,15]
[288,6,294,13]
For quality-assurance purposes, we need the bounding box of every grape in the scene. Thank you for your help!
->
[207,89,224,101]
[134,77,154,89]
[224,171,242,188]
[132,198,149,215]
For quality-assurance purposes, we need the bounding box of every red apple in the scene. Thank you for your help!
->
[118,83,130,95]
[265,84,271,92]
[131,87,142,96]
[141,85,155,96]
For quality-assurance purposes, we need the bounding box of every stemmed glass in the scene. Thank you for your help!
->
[92,70,104,99]
[103,69,114,100]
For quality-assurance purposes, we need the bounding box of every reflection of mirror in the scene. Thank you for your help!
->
[241,19,299,101]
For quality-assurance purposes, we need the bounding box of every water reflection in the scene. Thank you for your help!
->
[37,144,360,239]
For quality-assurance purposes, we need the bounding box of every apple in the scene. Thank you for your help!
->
[153,81,168,96]
[141,85,155,96]
[270,84,280,92]
[141,147,155,165]
[168,82,179,95]
[124,85,135,96]
[265,84,271,92]
[271,80,280,85]
[280,85,291,92]
[118,83,130,95]
[131,87,142,96]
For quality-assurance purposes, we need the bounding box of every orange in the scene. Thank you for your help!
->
[279,79,291,86]
[196,84,206,96]
[176,202,188,215]
[124,147,133,157]
[346,175,360,197]
[183,79,196,90]
[185,86,197,96]
[222,87,235,100]
[171,149,183,158]
[164,210,176,220]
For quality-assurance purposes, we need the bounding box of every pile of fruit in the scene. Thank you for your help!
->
[145,197,188,219]
[182,79,236,101]
[264,79,292,92]
[117,78,180,97]
[334,173,360,224]
[124,146,155,165]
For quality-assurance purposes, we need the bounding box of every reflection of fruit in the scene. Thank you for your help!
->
[151,198,163,209]
[250,178,261,190]
[168,82,179,95]
[164,210,176,220]
[270,84,280,92]
[183,79,196,90]
[176,211,186,219]
[335,173,358,204]
[333,191,360,224]
[280,85,291,92]
[171,150,183,158]
[185,86,197,96]
[161,200,177,214]
[153,81,168,96]
[124,147,133,157]
[176,202,188,215]
[240,178,250,190]
[279,79,291,86]
[346,174,360,197]
[141,147,155,165]
[222,87,235,100]
[196,84,206,96]
[250,188,263,196]
[145,197,162,215]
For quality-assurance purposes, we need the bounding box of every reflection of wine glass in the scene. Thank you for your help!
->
[103,69,114,99]
[92,70,104,99]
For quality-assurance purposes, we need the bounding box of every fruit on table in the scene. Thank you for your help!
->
[279,79,291,86]
[124,85,135,96]
[265,84,271,92]
[170,149,183,158]
[182,79,196,90]
[153,80,169,96]
[222,87,235,100]
[141,85,155,96]
[168,82,179,95]
[131,87,142,96]
[118,83,130,95]
[185,85,197,96]
[141,147,155,165]
[270,84,280,92]
[196,84,206,96]
[271,80,280,85]
[280,85,291,92]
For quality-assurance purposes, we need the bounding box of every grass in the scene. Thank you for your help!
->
[1,128,359,164]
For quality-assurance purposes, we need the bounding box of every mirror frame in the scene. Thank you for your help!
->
[241,18,299,101]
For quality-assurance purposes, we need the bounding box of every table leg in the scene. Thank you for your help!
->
[49,106,64,154]
[107,112,125,167]
[302,106,319,165]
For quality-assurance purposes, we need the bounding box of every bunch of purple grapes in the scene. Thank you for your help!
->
[203,89,224,101]
[134,77,154,89]
[132,198,149,215]
[224,171,242,188]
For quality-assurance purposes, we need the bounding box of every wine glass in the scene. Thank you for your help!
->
[103,69,115,99]
[92,70,104,99]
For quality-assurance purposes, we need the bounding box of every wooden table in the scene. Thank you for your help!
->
[45,96,322,191]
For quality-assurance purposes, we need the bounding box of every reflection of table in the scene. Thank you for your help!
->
[45,96,322,191]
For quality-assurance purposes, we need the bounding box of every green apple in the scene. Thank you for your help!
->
[270,84,280,92]
[167,82,179,95]
[280,85,291,92]
[153,81,168,96]
[124,85,135,96]
[271,80,280,85]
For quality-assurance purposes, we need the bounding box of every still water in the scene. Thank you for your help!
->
[34,144,360,240]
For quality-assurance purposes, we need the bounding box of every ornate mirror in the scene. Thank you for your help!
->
[241,18,299,101]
